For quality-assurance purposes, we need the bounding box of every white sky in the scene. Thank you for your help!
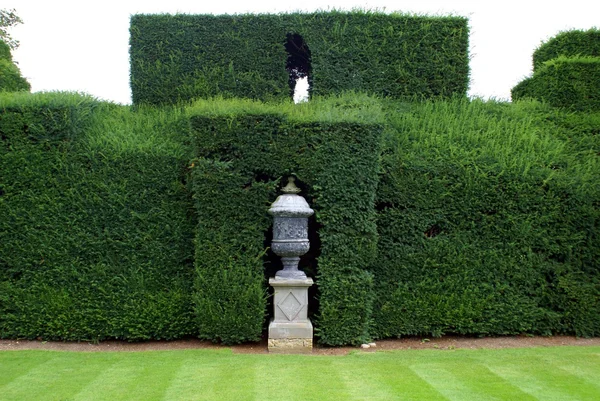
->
[5,0,600,105]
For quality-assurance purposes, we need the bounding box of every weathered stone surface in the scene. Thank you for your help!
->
[271,240,310,257]
[268,338,313,353]
[269,320,313,339]
[268,177,314,279]
[268,277,314,353]
[268,180,316,353]
[270,278,313,323]
[273,218,309,241]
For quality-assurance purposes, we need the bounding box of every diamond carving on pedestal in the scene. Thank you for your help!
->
[277,292,303,321]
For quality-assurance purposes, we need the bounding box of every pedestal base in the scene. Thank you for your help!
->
[268,320,313,353]
[268,338,313,353]
[268,277,313,353]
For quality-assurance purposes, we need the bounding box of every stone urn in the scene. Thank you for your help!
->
[268,177,314,279]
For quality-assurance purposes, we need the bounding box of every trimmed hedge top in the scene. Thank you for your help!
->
[130,11,469,105]
[186,92,385,124]
[533,28,600,71]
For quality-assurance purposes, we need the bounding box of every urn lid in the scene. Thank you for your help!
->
[268,177,314,217]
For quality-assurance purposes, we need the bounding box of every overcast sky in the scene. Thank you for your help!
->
[5,0,599,105]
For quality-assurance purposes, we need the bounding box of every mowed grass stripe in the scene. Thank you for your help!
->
[0,351,112,401]
[253,355,352,401]
[411,360,536,401]
[411,363,491,401]
[163,350,255,401]
[484,353,600,401]
[71,352,185,401]
[0,350,55,388]
[534,349,600,390]
[0,346,598,400]
[338,354,447,400]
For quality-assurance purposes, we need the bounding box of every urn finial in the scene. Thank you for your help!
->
[282,176,301,194]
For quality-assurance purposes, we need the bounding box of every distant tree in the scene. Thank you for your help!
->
[0,8,23,50]
[0,9,29,92]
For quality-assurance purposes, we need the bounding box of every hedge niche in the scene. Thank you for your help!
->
[189,95,383,345]
[129,11,469,105]
[0,93,195,341]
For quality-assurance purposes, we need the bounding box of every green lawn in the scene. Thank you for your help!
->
[1,346,599,400]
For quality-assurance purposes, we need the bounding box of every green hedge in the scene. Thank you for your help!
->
[3,92,598,344]
[189,95,383,345]
[130,11,469,105]
[191,159,275,344]
[512,57,600,111]
[0,93,195,341]
[533,28,600,71]
[513,29,600,111]
[373,98,600,338]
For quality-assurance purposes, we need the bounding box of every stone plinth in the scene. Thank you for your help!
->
[268,277,313,353]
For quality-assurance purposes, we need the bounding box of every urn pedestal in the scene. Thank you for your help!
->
[268,278,314,353]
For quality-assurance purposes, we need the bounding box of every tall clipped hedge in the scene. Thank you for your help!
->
[373,99,600,338]
[130,11,469,105]
[0,93,195,341]
[533,28,600,71]
[189,96,382,345]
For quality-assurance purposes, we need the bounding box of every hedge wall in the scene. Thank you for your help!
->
[373,99,600,338]
[533,28,600,71]
[0,93,195,341]
[130,11,469,105]
[3,92,598,344]
[512,57,600,111]
[188,96,383,345]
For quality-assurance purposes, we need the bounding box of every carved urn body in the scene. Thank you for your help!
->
[268,177,314,279]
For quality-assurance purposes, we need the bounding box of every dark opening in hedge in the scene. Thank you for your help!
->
[424,224,441,238]
[285,33,312,100]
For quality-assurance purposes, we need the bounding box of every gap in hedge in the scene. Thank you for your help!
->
[285,32,311,103]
